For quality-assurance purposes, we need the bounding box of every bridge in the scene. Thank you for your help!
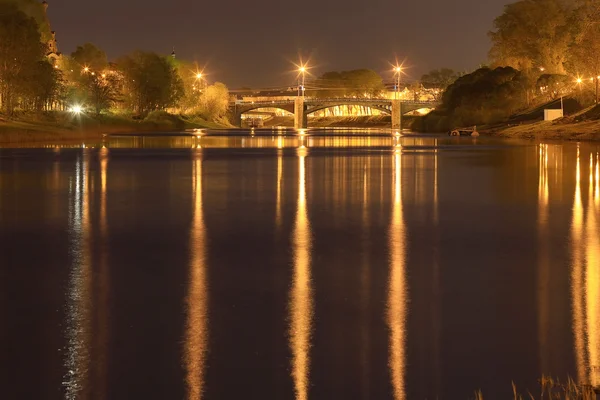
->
[230,98,439,129]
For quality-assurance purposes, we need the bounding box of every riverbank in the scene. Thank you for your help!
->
[483,120,600,141]
[482,104,600,141]
[0,111,228,144]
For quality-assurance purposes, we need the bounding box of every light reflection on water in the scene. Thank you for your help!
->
[185,150,208,399]
[64,151,92,399]
[290,146,312,400]
[569,147,600,387]
[4,136,600,399]
[387,146,407,399]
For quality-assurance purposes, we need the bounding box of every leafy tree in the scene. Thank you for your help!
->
[198,82,229,120]
[0,3,45,113]
[174,61,205,113]
[489,0,572,74]
[440,67,527,126]
[71,43,108,73]
[18,59,62,110]
[568,21,600,80]
[0,0,52,42]
[536,74,572,100]
[118,51,183,115]
[312,69,384,98]
[421,68,458,100]
[82,74,120,115]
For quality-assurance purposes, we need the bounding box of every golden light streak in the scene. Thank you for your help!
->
[586,153,600,387]
[360,160,371,399]
[537,144,550,374]
[64,151,92,399]
[276,150,283,228]
[433,142,439,224]
[594,153,600,207]
[290,147,312,400]
[185,152,208,399]
[96,148,110,399]
[388,147,407,400]
[571,146,587,383]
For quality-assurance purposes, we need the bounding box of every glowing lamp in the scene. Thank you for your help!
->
[70,105,83,114]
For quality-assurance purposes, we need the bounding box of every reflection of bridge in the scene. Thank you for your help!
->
[230,98,439,129]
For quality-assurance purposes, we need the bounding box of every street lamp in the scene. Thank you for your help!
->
[394,66,402,100]
[298,66,306,97]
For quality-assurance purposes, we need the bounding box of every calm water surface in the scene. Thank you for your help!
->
[1,130,599,399]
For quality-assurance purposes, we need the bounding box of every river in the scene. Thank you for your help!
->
[0,130,599,399]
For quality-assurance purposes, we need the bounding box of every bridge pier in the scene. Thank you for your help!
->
[231,110,242,128]
[391,99,402,131]
[294,98,307,129]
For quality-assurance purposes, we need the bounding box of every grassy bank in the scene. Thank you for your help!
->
[483,104,600,141]
[0,111,229,144]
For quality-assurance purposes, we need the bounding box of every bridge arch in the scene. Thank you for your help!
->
[306,103,392,116]
[235,104,295,115]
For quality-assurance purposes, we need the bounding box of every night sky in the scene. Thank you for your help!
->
[47,0,509,88]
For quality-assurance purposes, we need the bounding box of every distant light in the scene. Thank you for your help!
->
[577,78,583,84]
[539,67,545,72]
[196,73,203,79]
[54,64,59,69]
[83,67,89,73]
[70,105,83,114]
[102,74,106,78]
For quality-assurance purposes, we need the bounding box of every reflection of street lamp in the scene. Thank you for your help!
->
[394,66,402,100]
[298,66,306,97]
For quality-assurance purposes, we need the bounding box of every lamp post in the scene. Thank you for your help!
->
[394,66,402,100]
[298,66,306,97]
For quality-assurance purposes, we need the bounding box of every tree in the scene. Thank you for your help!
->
[18,59,62,110]
[82,73,120,115]
[421,68,458,100]
[71,43,108,73]
[0,3,45,113]
[0,0,52,42]
[174,60,205,113]
[489,0,572,74]
[118,51,183,115]
[198,82,229,120]
[440,67,528,126]
[536,74,572,100]
[312,69,384,98]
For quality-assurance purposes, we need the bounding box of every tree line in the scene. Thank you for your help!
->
[0,1,230,122]
[415,0,600,131]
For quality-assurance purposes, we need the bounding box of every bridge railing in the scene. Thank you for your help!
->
[231,98,440,106]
